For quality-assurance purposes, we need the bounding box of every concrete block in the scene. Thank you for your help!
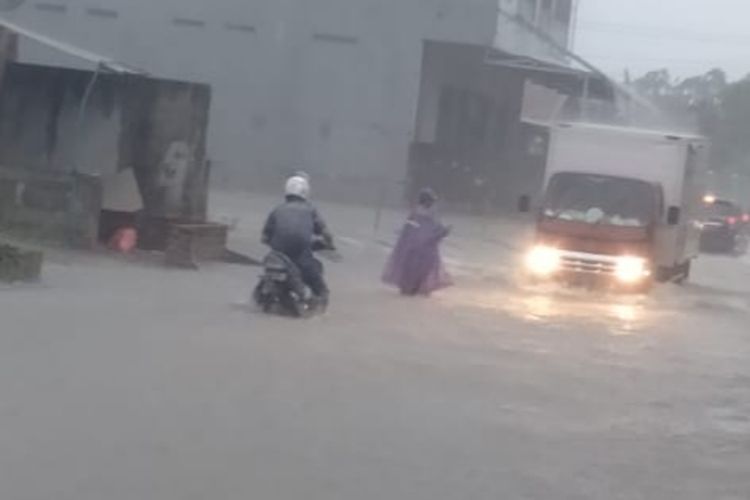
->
[164,223,228,269]
[0,244,43,282]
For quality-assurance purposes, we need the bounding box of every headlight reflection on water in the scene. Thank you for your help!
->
[445,285,652,335]
[518,295,557,321]
[610,303,640,323]
[518,293,646,330]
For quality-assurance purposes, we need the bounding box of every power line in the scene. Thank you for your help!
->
[585,54,750,66]
[577,21,750,45]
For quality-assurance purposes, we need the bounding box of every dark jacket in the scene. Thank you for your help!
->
[262,196,332,258]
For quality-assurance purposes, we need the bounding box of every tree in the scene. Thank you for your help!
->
[632,69,674,99]
[631,68,727,137]
[629,68,750,191]
[714,77,750,173]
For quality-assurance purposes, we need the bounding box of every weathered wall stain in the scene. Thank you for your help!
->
[157,141,192,213]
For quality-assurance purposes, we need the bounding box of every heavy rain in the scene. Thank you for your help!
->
[1,1,750,499]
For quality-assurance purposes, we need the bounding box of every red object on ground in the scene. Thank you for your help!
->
[109,227,138,253]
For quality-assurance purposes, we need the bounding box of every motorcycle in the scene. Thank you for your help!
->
[253,239,339,317]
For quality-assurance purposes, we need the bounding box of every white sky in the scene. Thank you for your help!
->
[575,0,750,81]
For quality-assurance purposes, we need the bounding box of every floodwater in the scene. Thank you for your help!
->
[1,191,749,500]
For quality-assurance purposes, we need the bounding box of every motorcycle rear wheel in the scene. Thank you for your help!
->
[280,293,304,318]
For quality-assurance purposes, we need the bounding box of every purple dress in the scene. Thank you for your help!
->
[382,208,452,296]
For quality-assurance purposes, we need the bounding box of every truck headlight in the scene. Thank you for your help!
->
[615,256,648,283]
[526,245,561,276]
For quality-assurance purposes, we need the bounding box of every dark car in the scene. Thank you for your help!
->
[700,198,749,254]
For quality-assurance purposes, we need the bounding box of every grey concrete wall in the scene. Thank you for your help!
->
[0,0,499,192]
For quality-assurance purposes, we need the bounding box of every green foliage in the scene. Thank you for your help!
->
[714,77,750,171]
[633,69,750,174]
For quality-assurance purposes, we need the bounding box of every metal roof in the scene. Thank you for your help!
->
[0,15,145,74]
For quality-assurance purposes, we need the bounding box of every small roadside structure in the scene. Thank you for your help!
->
[0,243,42,283]
[0,62,213,249]
[0,23,218,262]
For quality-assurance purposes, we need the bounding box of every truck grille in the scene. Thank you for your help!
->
[560,252,618,275]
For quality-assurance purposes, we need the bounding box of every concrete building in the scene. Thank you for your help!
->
[495,0,578,62]
[0,0,594,205]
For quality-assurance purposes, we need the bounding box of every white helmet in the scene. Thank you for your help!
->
[293,170,311,182]
[285,175,310,200]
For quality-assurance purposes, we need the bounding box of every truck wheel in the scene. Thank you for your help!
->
[674,261,691,285]
[655,267,670,283]
[734,236,748,256]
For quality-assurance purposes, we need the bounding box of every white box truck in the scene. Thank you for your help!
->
[520,123,709,290]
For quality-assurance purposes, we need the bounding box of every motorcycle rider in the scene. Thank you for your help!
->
[262,175,334,308]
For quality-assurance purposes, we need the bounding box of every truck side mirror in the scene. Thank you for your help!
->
[518,195,531,213]
[667,206,681,225]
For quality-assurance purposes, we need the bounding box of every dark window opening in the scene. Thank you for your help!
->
[312,33,358,45]
[224,22,256,34]
[172,17,206,28]
[34,2,66,13]
[86,7,118,19]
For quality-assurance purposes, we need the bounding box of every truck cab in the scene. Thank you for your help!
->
[522,124,708,291]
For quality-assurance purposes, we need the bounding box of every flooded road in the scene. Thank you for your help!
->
[1,193,749,499]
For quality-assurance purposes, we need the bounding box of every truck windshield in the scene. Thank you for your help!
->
[543,173,659,227]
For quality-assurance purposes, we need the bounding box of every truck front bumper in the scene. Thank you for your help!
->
[525,246,652,288]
